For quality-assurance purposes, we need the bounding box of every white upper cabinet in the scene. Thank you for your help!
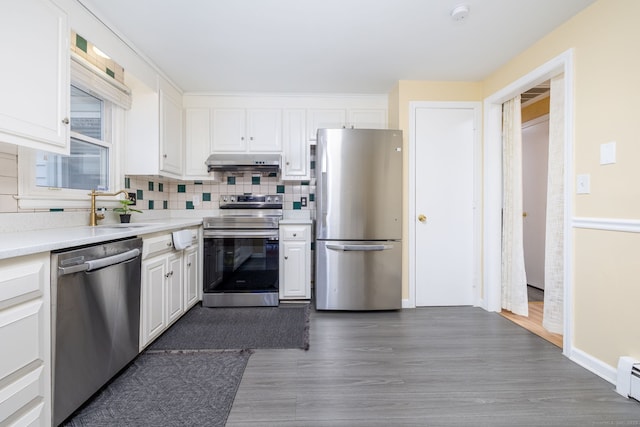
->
[159,82,183,175]
[307,108,387,143]
[282,109,309,180]
[184,108,211,177]
[306,109,347,142]
[211,108,281,152]
[0,0,70,154]
[125,76,183,177]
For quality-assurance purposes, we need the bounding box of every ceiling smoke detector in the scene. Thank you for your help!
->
[450,4,470,22]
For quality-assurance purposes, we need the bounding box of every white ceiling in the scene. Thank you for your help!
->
[79,0,595,94]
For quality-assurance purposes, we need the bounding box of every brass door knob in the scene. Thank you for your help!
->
[418,214,427,223]
[523,212,528,218]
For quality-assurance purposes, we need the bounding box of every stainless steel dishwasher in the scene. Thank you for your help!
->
[51,237,142,426]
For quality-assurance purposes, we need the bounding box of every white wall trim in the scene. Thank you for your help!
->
[482,49,575,358]
[408,101,482,309]
[573,217,640,233]
[569,346,617,385]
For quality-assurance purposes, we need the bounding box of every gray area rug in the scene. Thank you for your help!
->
[150,303,311,351]
[63,350,251,427]
[64,303,309,426]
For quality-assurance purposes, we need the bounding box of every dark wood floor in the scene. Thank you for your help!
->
[227,306,640,426]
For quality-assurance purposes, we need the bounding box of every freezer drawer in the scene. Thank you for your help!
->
[315,240,401,310]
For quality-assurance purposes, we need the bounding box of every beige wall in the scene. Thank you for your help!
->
[483,0,640,367]
[389,81,483,300]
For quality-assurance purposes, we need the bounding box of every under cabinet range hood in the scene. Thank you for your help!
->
[205,153,281,175]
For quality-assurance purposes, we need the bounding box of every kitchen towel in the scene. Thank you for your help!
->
[172,230,193,250]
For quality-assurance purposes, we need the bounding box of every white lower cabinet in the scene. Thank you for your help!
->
[140,228,200,350]
[279,224,311,300]
[0,253,51,427]
[183,245,200,309]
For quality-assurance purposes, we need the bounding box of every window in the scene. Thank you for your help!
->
[35,86,110,191]
[17,52,131,209]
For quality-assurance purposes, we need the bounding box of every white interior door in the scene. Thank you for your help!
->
[414,105,476,306]
[522,116,549,289]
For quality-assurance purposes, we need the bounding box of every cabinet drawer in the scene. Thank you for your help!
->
[0,300,43,381]
[281,226,308,241]
[142,234,173,259]
[0,361,44,424]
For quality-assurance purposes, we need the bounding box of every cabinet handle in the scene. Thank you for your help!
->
[241,136,245,141]
[62,117,69,125]
[165,272,171,278]
[187,262,192,267]
[250,136,254,140]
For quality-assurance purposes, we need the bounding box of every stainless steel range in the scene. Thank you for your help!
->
[202,194,282,307]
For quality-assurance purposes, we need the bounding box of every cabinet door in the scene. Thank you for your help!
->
[0,253,50,426]
[141,257,167,349]
[307,109,346,142]
[212,109,246,152]
[159,88,183,175]
[282,109,309,180]
[184,246,199,309]
[0,0,69,154]
[184,108,211,177]
[247,109,282,152]
[280,240,309,299]
[349,109,387,129]
[166,253,184,324]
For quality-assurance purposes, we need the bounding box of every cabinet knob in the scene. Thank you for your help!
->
[293,233,297,237]
[241,136,245,141]
[166,242,172,246]
[250,136,254,140]
[163,154,168,158]
[187,262,192,267]
[284,256,288,260]
[62,117,69,125]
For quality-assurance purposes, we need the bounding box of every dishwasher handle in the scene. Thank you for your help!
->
[59,248,141,275]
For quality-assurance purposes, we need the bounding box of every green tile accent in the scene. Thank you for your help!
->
[194,181,203,185]
[75,34,88,52]
[227,176,236,185]
[158,183,164,192]
[186,201,194,210]
[177,184,186,193]
[293,202,302,210]
[310,161,315,170]
[148,200,154,210]
[251,176,260,185]
[148,181,154,191]
[163,200,168,209]
[124,177,130,189]
[106,68,115,78]
[203,193,211,202]
[276,185,285,193]
[49,208,64,212]
[310,242,315,251]
[309,193,315,202]
[302,181,310,186]
[136,189,143,200]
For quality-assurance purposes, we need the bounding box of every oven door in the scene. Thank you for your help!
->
[203,229,279,297]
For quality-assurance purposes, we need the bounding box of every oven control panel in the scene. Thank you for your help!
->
[219,194,282,209]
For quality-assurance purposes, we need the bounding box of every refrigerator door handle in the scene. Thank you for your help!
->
[326,243,394,252]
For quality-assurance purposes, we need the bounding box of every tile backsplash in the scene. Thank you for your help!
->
[125,174,315,212]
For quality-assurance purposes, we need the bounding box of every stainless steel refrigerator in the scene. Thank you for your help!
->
[315,128,403,310]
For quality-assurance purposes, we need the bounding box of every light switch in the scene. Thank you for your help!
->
[600,141,616,165]
[577,174,590,194]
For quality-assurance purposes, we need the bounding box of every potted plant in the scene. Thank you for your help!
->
[113,199,142,223]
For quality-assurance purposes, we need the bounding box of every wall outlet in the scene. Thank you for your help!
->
[127,192,137,205]
[301,196,307,207]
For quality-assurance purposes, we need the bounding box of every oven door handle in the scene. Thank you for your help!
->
[204,230,279,239]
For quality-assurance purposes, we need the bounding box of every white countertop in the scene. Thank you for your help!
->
[0,218,202,260]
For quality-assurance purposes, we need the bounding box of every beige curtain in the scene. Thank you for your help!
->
[501,95,529,316]
[543,74,565,334]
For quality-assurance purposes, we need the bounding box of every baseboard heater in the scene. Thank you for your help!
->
[616,356,640,401]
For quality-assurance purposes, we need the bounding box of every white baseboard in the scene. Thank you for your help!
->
[569,346,617,385]
[402,298,413,309]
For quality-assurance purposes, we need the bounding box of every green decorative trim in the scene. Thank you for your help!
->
[158,183,164,192]
[276,185,285,193]
[227,176,236,185]
[252,176,260,185]
[203,193,211,202]
[49,208,64,212]
[75,34,87,52]
[124,177,130,189]
[148,181,154,191]
[136,189,143,200]
[186,201,194,210]
[106,68,115,78]
[178,184,186,193]
[163,200,168,209]
[148,200,154,210]
[293,202,302,210]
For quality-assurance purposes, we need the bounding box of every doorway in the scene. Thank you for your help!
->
[409,102,481,307]
[483,49,573,354]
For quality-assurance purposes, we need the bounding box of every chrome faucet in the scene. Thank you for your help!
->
[89,189,130,226]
